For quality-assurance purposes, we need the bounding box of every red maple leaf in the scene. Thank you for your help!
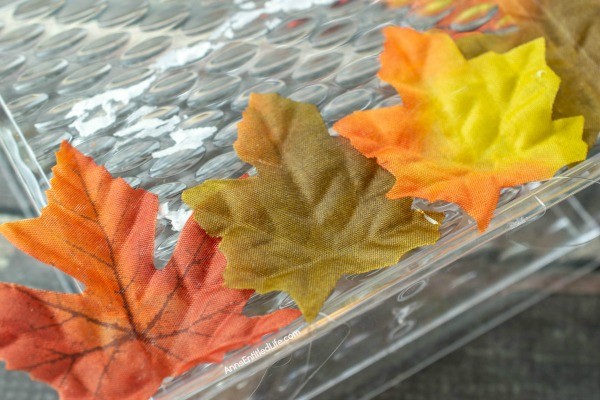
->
[0,142,299,400]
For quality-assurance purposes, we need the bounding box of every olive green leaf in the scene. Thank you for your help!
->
[183,93,443,321]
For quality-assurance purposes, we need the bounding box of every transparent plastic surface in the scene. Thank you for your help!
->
[150,165,600,400]
[0,1,598,399]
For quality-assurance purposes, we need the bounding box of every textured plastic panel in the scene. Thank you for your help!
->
[0,1,599,399]
[0,0,511,261]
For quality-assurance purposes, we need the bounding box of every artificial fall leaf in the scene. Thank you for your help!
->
[0,142,299,400]
[457,0,600,146]
[183,93,443,321]
[334,27,587,231]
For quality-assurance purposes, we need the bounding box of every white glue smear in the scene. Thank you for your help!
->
[211,0,336,39]
[115,115,182,141]
[264,0,336,12]
[158,203,193,232]
[152,41,212,72]
[64,42,212,137]
[266,17,282,30]
[152,126,217,158]
[67,0,334,137]
[123,105,156,124]
[66,77,156,137]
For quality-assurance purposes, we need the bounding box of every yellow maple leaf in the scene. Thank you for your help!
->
[334,27,587,231]
[457,0,600,147]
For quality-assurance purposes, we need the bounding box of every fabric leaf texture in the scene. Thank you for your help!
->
[457,0,600,146]
[183,93,443,321]
[0,142,299,400]
[334,27,587,231]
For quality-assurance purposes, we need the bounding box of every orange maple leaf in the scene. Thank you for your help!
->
[334,27,587,231]
[0,142,299,400]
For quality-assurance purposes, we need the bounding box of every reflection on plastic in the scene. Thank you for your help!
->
[507,176,600,249]
[287,316,350,399]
